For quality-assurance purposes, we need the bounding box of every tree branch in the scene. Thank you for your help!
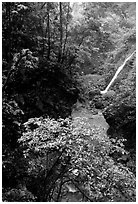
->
[66,176,94,202]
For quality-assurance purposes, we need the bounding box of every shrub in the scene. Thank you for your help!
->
[18,116,136,201]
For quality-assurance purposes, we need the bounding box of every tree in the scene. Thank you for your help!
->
[58,2,63,62]
[47,3,51,60]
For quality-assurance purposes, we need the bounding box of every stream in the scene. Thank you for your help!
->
[60,106,109,202]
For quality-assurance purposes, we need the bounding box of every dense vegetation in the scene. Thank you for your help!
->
[2,2,136,202]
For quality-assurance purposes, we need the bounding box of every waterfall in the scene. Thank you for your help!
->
[101,50,136,95]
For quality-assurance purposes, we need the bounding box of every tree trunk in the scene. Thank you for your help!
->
[58,2,63,62]
[62,3,70,63]
[5,3,12,63]
[47,3,50,60]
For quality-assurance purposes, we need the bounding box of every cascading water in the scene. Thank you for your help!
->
[100,50,136,95]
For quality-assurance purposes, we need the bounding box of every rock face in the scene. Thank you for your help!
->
[101,90,115,98]
[103,102,136,174]
[104,105,136,150]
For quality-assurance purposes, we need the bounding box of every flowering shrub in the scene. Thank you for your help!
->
[18,116,136,201]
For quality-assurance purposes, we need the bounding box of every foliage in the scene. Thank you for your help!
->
[70,2,136,75]
[2,95,28,191]
[3,186,36,202]
[3,49,39,93]
[2,3,38,62]
[18,116,135,202]
[2,2,136,202]
[2,2,76,65]
[3,49,79,120]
